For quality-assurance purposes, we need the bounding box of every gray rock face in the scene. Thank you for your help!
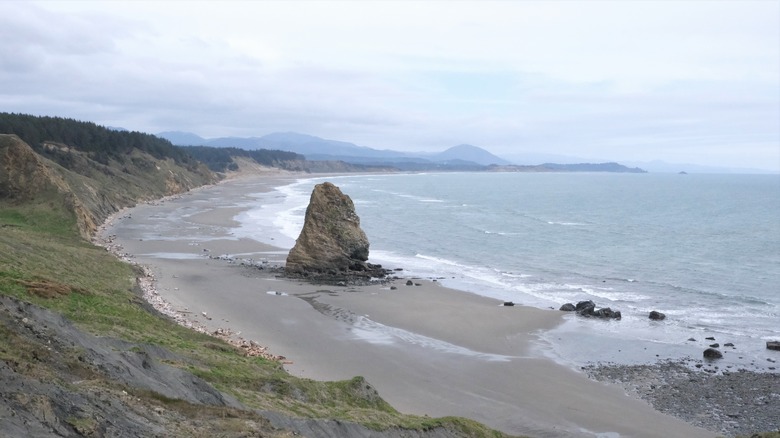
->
[285,182,387,281]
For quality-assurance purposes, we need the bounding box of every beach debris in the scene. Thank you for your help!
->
[703,348,723,359]
[559,303,576,311]
[266,290,287,296]
[767,341,780,351]
[201,311,212,320]
[648,310,666,320]
[502,301,515,307]
[92,208,289,365]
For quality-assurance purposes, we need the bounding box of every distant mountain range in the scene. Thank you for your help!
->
[158,131,647,172]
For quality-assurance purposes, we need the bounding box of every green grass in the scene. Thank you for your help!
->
[0,201,513,437]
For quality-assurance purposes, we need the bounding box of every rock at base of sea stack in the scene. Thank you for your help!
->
[284,182,388,283]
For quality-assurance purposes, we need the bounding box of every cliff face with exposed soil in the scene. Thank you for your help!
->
[0,134,216,238]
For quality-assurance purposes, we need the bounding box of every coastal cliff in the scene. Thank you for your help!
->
[0,133,216,238]
[0,117,509,437]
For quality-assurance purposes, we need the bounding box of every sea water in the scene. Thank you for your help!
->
[234,172,780,370]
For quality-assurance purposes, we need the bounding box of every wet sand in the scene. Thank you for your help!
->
[100,174,716,438]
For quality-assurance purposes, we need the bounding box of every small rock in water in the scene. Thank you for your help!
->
[688,338,697,342]
[559,303,576,311]
[706,336,716,341]
[503,301,515,307]
[766,341,780,351]
[710,343,720,348]
[703,348,723,359]
[648,310,666,321]
[724,342,735,347]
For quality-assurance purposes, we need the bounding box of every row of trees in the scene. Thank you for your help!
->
[0,112,194,165]
[0,112,309,173]
[183,146,303,172]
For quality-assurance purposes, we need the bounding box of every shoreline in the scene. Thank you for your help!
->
[97,173,726,437]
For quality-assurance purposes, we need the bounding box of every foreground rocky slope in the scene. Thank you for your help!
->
[0,293,486,438]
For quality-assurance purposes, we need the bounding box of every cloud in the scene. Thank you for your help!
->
[1,0,778,170]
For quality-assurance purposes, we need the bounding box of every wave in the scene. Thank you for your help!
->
[483,230,523,236]
[370,188,446,204]
[414,253,469,268]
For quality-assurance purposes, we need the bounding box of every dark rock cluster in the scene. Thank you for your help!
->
[559,300,621,319]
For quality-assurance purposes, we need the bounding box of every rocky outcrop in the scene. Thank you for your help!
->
[703,348,723,359]
[559,300,621,319]
[285,182,389,282]
[648,310,666,321]
[767,341,780,351]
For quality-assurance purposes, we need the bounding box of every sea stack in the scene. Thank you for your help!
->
[285,182,386,281]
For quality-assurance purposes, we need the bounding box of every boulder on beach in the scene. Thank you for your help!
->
[648,310,666,321]
[575,300,596,312]
[703,348,723,359]
[285,182,387,280]
[559,303,576,312]
[572,300,621,319]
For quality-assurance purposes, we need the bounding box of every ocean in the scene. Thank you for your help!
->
[234,172,780,370]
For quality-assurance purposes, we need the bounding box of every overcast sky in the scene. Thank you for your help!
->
[2,1,779,170]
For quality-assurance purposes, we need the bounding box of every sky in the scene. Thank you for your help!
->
[1,1,779,171]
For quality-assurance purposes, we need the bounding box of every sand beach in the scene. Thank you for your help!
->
[98,174,719,438]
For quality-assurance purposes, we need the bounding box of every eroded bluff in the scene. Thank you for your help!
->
[285,182,389,282]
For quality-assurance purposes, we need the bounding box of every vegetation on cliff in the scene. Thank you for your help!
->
[183,145,305,172]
